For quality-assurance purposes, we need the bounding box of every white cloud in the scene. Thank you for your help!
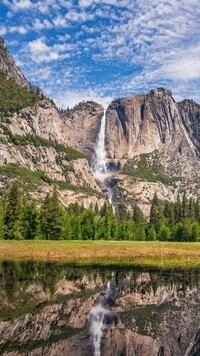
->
[166,59,200,80]
[33,19,53,31]
[54,88,113,108]
[2,0,199,105]
[3,0,33,11]
[13,0,32,9]
[9,25,27,34]
[28,38,49,53]
[27,38,71,63]
[0,26,7,36]
[53,16,69,28]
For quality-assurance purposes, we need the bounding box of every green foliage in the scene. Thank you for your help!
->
[133,205,144,225]
[146,225,157,241]
[150,192,164,233]
[0,198,4,239]
[40,188,65,240]
[0,71,42,118]
[0,164,53,186]
[123,153,179,185]
[157,224,171,241]
[4,183,22,239]
[1,183,200,242]
[20,202,39,240]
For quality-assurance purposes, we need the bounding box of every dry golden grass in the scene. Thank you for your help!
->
[0,240,200,268]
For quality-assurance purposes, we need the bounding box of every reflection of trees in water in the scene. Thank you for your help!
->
[0,262,200,303]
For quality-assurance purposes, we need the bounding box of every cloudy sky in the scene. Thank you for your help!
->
[0,0,199,108]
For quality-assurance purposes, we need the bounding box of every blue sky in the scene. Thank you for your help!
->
[0,0,199,108]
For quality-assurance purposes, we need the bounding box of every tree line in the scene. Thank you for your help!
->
[0,183,200,242]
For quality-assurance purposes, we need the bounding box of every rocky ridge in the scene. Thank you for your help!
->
[0,37,42,95]
[105,88,200,215]
[0,98,105,208]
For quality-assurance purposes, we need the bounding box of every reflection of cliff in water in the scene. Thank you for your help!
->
[0,262,200,355]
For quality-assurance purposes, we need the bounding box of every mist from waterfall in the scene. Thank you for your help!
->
[93,109,111,182]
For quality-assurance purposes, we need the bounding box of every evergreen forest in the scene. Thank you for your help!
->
[0,182,200,242]
[0,183,200,242]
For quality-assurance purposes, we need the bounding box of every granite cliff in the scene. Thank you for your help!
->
[105,89,200,215]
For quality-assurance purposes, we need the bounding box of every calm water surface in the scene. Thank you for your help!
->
[0,261,200,356]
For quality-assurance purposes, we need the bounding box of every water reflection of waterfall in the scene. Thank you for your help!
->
[88,273,118,356]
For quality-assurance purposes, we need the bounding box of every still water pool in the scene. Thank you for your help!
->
[0,261,200,355]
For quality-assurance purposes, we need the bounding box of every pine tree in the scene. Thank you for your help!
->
[181,192,188,219]
[146,225,156,241]
[157,224,171,241]
[150,192,163,233]
[190,221,200,242]
[136,225,146,241]
[20,202,39,239]
[40,188,64,240]
[163,201,174,227]
[63,213,73,240]
[172,219,191,242]
[195,200,200,223]
[133,205,144,225]
[4,182,22,239]
[0,198,4,239]
[71,215,82,240]
[81,209,95,240]
[188,197,195,222]
[174,194,181,223]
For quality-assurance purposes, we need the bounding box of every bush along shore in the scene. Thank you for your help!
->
[0,182,200,242]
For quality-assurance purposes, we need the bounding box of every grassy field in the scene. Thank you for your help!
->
[0,240,200,268]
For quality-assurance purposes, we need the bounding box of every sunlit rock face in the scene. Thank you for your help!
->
[105,88,196,161]
[61,101,104,165]
[104,89,200,215]
[1,263,200,356]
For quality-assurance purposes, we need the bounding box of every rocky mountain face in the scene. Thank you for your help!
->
[0,37,42,95]
[0,97,105,208]
[60,102,104,164]
[178,99,200,154]
[105,88,200,215]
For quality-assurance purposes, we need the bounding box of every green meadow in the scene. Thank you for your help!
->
[1,240,200,269]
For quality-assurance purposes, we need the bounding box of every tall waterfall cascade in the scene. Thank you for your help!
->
[93,109,111,182]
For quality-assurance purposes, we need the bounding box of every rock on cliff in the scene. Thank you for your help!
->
[0,98,105,208]
[105,88,200,215]
[60,101,104,164]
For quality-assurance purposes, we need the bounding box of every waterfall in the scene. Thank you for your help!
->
[93,109,111,182]
[92,108,115,212]
[107,187,115,213]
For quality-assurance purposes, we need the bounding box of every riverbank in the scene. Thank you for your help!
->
[0,241,200,268]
